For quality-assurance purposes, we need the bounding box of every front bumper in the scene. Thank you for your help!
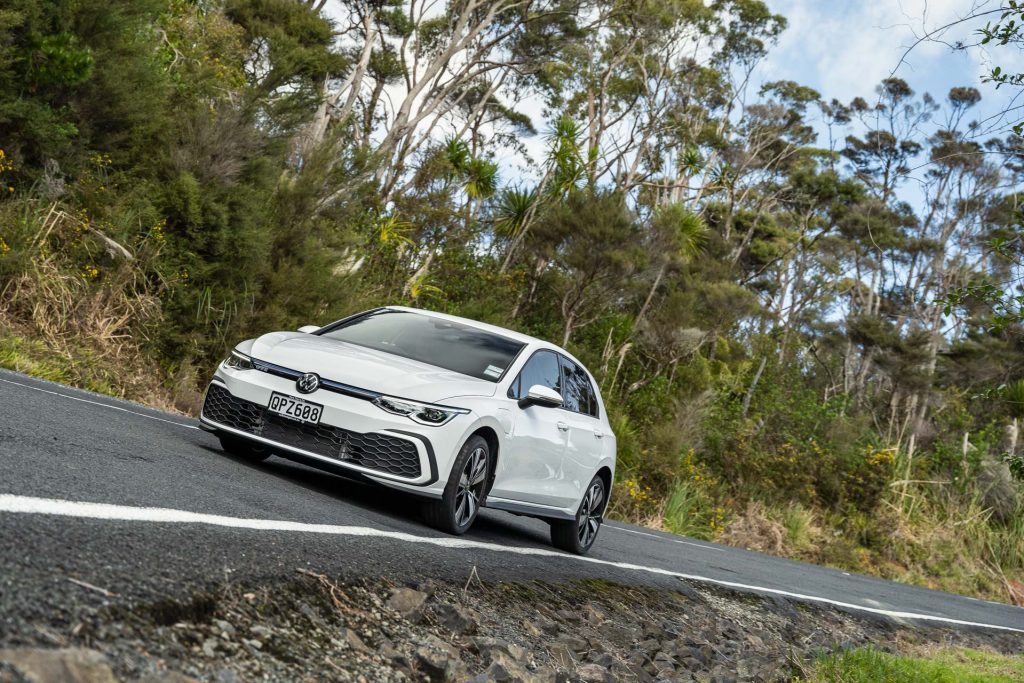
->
[199,366,465,490]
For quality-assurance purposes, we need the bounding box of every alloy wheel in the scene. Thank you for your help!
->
[454,446,488,528]
[577,479,604,548]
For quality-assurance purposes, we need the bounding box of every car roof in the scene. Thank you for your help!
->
[384,305,564,354]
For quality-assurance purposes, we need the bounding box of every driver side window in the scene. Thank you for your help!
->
[509,351,562,400]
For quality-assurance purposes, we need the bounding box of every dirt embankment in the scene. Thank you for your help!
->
[2,570,1022,683]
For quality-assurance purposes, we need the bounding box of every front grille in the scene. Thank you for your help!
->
[202,383,421,478]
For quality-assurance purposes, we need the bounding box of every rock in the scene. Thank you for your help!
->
[709,664,738,683]
[431,603,479,635]
[520,620,543,639]
[587,652,615,667]
[135,671,201,683]
[379,641,408,668]
[470,637,528,663]
[626,651,650,667]
[531,667,568,683]
[554,609,579,623]
[414,645,465,682]
[0,648,118,683]
[735,657,760,681]
[214,670,240,683]
[642,622,666,640]
[388,588,429,620]
[651,651,675,671]
[677,656,702,672]
[298,603,325,627]
[249,625,273,639]
[553,633,588,654]
[535,615,560,634]
[483,651,532,682]
[576,663,613,683]
[213,620,236,638]
[636,638,661,656]
[616,661,655,682]
[339,627,370,653]
[580,604,605,623]
[686,645,713,666]
[201,639,218,657]
[598,623,640,647]
[547,643,575,667]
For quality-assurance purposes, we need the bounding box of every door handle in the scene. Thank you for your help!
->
[594,430,604,439]
[557,421,570,432]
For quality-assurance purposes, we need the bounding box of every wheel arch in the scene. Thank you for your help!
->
[595,464,614,515]
[467,424,501,497]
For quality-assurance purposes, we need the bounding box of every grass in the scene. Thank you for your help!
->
[0,332,125,397]
[663,480,707,538]
[806,647,1024,682]
[0,328,195,414]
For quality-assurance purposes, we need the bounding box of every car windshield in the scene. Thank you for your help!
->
[317,310,525,382]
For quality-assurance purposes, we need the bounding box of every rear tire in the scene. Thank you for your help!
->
[551,475,606,555]
[218,434,271,462]
[423,435,490,535]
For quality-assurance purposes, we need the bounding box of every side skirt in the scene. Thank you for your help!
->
[485,497,576,521]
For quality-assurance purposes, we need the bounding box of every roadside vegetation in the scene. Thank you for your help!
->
[2,0,1024,605]
[805,646,1024,683]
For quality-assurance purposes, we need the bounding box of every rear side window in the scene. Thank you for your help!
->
[559,356,598,418]
[509,351,562,399]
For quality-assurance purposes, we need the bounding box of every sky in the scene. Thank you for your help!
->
[759,0,1022,138]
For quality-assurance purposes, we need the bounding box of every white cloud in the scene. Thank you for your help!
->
[761,0,1019,107]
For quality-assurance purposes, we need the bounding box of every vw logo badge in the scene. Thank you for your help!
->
[296,372,320,394]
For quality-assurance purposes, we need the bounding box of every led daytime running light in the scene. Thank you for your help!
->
[372,395,468,426]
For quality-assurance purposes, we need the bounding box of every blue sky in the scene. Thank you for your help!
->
[759,0,1022,140]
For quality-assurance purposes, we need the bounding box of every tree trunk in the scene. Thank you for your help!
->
[740,356,768,420]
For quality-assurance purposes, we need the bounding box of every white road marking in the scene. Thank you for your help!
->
[0,377,198,430]
[605,524,726,552]
[1,494,1021,633]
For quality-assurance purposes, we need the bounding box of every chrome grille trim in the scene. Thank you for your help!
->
[250,358,381,401]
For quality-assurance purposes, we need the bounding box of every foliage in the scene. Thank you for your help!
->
[806,647,1024,683]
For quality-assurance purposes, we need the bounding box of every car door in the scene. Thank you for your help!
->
[557,355,605,509]
[489,350,570,507]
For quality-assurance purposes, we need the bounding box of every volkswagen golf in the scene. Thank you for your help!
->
[199,306,616,554]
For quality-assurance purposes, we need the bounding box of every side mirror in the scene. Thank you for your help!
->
[297,325,319,334]
[520,384,563,409]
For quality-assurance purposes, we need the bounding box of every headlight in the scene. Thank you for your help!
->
[372,395,469,426]
[223,350,254,370]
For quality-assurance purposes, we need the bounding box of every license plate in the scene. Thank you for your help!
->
[268,392,323,424]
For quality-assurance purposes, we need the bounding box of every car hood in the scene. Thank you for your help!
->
[244,332,498,403]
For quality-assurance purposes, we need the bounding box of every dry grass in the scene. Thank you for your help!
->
[0,201,200,414]
[717,502,787,555]
[709,488,1024,605]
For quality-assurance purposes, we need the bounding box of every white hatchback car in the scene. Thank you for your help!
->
[200,306,616,554]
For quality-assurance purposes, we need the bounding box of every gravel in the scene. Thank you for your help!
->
[2,571,1022,682]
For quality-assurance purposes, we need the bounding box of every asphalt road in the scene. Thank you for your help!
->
[1,368,1022,634]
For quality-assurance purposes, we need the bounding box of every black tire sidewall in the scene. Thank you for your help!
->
[219,434,270,461]
[435,435,490,534]
[553,474,605,554]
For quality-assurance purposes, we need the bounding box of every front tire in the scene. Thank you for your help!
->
[551,475,606,554]
[423,435,490,535]
[218,434,271,462]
